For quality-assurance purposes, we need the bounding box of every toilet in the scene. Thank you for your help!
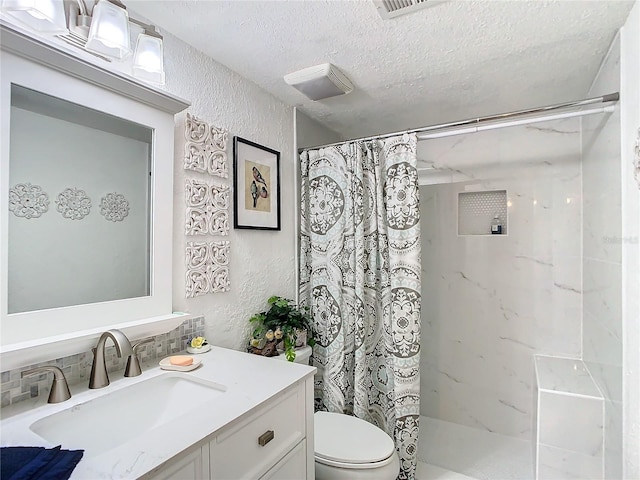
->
[279,346,400,480]
[314,411,400,480]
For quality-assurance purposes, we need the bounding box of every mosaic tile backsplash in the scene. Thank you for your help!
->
[1,316,205,408]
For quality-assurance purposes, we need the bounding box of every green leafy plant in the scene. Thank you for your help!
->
[249,295,315,361]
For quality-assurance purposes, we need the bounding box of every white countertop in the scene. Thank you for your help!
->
[0,346,316,479]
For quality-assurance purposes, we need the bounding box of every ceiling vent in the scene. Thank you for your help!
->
[284,63,353,101]
[374,0,448,19]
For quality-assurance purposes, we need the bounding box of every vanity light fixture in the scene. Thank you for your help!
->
[0,0,67,33]
[131,27,165,85]
[85,0,130,60]
[1,0,166,85]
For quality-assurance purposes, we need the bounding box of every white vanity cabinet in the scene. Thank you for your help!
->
[145,375,314,480]
[209,381,307,479]
[1,347,315,479]
[146,445,209,480]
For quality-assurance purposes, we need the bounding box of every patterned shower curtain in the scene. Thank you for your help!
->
[299,134,421,480]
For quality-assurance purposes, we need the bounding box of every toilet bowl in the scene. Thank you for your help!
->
[314,411,400,480]
[278,347,400,480]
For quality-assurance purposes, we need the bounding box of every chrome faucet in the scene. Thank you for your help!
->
[21,366,71,404]
[89,329,133,389]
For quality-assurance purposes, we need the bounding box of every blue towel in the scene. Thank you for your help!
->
[1,445,83,480]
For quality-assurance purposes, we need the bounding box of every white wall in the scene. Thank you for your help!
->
[419,119,583,439]
[151,30,297,351]
[621,1,640,476]
[8,107,149,313]
[581,33,623,479]
[295,109,342,149]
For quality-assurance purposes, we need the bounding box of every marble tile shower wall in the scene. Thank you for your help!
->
[582,33,623,480]
[1,316,205,407]
[419,158,582,439]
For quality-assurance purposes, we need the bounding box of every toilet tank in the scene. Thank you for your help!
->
[274,345,312,364]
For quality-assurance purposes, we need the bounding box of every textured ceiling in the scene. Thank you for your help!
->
[129,0,634,140]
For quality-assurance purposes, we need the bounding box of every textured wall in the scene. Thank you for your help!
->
[418,120,582,439]
[581,34,623,480]
[155,31,297,351]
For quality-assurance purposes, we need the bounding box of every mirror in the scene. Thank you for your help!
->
[1,26,189,369]
[8,85,152,314]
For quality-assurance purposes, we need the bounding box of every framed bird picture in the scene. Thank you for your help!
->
[233,137,281,230]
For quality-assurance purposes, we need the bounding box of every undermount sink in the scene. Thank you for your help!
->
[30,373,226,457]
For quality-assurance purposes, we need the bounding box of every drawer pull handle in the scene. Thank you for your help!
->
[258,430,274,447]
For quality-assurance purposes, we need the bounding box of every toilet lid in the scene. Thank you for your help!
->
[314,412,396,464]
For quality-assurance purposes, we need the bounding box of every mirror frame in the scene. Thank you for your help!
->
[0,23,190,370]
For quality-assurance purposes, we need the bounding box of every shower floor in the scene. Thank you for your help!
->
[416,462,477,479]
[417,416,534,480]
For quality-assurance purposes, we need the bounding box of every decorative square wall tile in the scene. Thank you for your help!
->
[185,179,229,235]
[185,241,230,297]
[184,113,228,178]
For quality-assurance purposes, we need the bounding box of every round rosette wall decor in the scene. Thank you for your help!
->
[8,183,50,219]
[100,192,130,222]
[56,187,91,220]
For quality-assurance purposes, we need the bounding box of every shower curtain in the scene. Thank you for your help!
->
[299,134,421,480]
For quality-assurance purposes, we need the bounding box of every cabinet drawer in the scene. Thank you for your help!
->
[260,440,306,480]
[210,385,305,479]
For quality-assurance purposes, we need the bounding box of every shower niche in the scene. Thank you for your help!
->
[457,189,508,236]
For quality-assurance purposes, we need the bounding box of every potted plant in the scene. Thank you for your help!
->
[248,295,315,361]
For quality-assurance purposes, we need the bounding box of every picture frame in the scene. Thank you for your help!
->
[233,136,281,230]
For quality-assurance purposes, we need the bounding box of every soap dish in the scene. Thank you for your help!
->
[159,356,202,372]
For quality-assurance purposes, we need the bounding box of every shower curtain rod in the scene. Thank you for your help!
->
[298,92,619,152]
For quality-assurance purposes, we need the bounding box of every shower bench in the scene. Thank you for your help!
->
[533,355,604,479]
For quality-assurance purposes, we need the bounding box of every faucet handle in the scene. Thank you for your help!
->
[21,366,71,404]
[124,338,154,377]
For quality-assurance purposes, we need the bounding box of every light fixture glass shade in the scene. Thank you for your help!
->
[132,34,165,85]
[128,21,144,53]
[1,0,67,33]
[85,0,131,60]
